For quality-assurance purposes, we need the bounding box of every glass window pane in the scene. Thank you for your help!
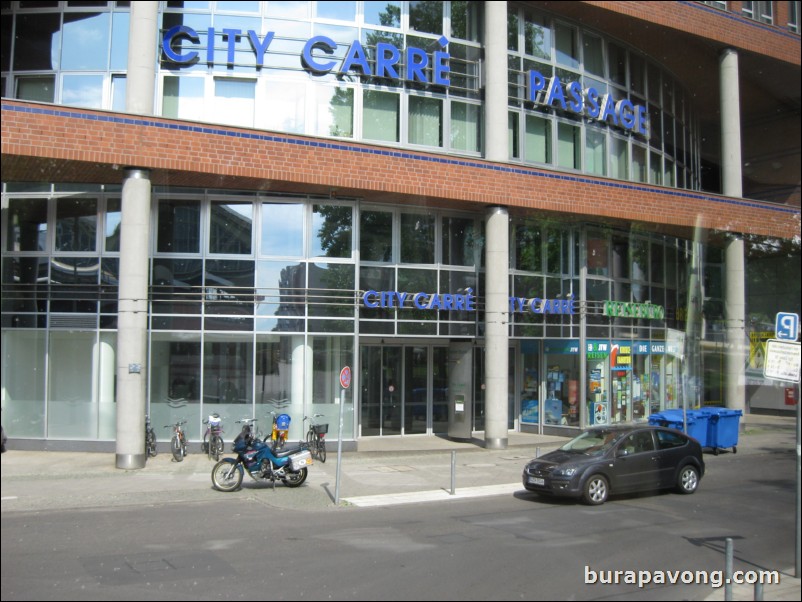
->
[650,151,663,185]
[524,11,550,59]
[262,202,304,257]
[61,74,103,109]
[157,199,201,253]
[585,127,606,176]
[583,33,604,77]
[2,331,47,437]
[316,0,355,20]
[515,222,541,272]
[204,259,255,316]
[557,122,580,170]
[47,332,97,439]
[630,52,645,95]
[257,260,305,323]
[442,217,477,266]
[364,1,401,27]
[608,43,627,87]
[451,0,481,42]
[162,76,205,120]
[56,198,97,252]
[214,78,255,128]
[210,202,253,255]
[152,257,204,314]
[555,23,578,69]
[204,337,253,406]
[265,80,306,134]
[308,263,355,317]
[409,0,443,34]
[105,198,121,252]
[7,198,49,252]
[13,13,60,71]
[61,12,109,70]
[360,210,393,262]
[400,213,435,264]
[311,204,352,258]
[16,76,55,102]
[110,12,129,71]
[610,136,628,180]
[409,95,443,147]
[363,90,399,142]
[111,75,126,111]
[314,86,354,137]
[450,101,480,152]
[525,114,551,164]
[632,144,647,182]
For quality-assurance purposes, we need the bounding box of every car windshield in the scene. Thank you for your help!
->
[559,429,623,456]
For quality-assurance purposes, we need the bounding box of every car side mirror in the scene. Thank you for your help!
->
[616,448,630,458]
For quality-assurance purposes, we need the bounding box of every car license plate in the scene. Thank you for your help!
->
[528,476,545,486]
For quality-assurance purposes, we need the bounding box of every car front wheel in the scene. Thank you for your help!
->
[677,465,700,494]
[582,474,609,505]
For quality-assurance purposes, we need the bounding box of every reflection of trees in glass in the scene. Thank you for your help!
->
[743,232,801,327]
[327,87,354,137]
[361,210,393,262]
[409,1,443,35]
[314,205,352,258]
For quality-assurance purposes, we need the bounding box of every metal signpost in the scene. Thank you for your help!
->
[764,313,800,577]
[334,366,351,505]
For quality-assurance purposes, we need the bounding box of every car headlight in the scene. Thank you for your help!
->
[552,466,578,477]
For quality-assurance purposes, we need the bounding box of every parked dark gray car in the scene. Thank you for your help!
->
[522,424,705,505]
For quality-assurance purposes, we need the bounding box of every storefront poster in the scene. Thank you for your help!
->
[521,397,539,424]
[544,397,563,425]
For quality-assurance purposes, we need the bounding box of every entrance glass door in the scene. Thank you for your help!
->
[360,346,402,436]
[360,344,447,436]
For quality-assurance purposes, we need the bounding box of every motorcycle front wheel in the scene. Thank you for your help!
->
[171,436,183,462]
[282,467,308,488]
[212,459,244,492]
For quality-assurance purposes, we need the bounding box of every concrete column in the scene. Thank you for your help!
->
[116,2,157,469]
[484,0,508,163]
[115,169,152,469]
[485,206,509,449]
[720,48,747,413]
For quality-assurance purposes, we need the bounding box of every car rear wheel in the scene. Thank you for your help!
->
[677,465,700,494]
[582,474,609,505]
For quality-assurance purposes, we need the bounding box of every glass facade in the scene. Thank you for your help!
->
[1,1,699,187]
[5,186,783,441]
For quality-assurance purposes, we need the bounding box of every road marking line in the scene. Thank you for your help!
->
[342,483,522,507]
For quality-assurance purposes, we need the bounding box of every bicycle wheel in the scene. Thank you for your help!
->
[146,430,158,457]
[211,435,223,461]
[317,438,326,463]
[171,435,183,462]
[306,430,315,457]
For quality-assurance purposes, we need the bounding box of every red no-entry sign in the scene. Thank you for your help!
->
[339,366,351,389]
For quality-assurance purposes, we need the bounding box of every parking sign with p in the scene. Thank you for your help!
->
[775,312,799,342]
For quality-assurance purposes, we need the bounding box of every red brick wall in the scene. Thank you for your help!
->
[2,100,798,240]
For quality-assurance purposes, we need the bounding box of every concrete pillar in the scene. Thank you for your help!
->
[485,206,510,449]
[115,169,152,469]
[115,2,157,469]
[484,1,508,163]
[720,48,747,413]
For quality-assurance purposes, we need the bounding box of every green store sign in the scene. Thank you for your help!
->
[603,300,665,320]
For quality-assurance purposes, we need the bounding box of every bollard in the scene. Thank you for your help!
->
[724,537,733,601]
[450,450,456,495]
[754,581,764,601]
[536,446,541,458]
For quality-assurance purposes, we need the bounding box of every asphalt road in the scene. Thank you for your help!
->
[1,437,797,601]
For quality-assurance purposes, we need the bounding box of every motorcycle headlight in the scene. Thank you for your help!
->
[552,466,579,477]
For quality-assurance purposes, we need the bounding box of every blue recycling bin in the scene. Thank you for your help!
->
[700,407,742,455]
[648,409,711,448]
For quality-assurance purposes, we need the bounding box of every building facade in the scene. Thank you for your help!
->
[1,1,799,464]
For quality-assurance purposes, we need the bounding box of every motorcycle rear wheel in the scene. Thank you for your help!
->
[282,467,308,488]
[212,459,244,492]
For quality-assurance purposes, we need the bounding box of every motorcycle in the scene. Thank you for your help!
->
[211,425,312,491]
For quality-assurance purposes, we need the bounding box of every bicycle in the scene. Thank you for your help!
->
[145,415,158,458]
[202,413,224,461]
[165,419,187,462]
[304,414,328,463]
